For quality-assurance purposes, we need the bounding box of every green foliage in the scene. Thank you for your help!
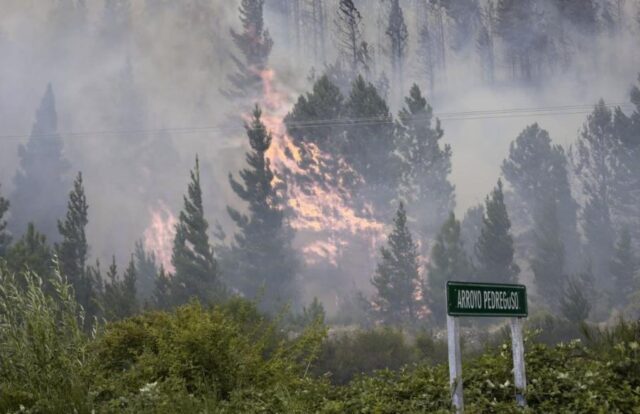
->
[475,179,520,284]
[313,328,418,385]
[134,240,158,304]
[171,156,222,306]
[6,222,53,280]
[610,228,637,306]
[227,106,299,313]
[103,256,138,321]
[396,84,454,240]
[0,261,92,413]
[0,184,10,257]
[561,274,592,323]
[426,212,474,326]
[90,300,326,411]
[372,203,421,326]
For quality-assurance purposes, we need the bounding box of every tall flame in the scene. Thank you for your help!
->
[143,201,177,273]
[256,69,385,265]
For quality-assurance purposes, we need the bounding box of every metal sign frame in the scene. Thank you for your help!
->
[446,280,528,413]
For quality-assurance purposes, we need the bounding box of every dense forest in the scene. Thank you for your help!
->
[1,0,640,412]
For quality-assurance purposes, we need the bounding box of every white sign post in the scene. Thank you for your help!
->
[447,315,463,413]
[446,281,528,412]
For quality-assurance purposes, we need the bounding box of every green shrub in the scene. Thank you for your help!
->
[0,261,93,413]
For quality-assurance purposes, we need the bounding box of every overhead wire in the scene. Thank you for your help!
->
[0,101,634,141]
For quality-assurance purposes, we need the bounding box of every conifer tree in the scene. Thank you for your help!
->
[610,228,637,306]
[386,0,408,97]
[56,172,98,318]
[6,223,52,279]
[461,204,484,258]
[475,180,520,284]
[426,212,474,325]
[226,0,273,99]
[171,156,220,305]
[396,84,454,242]
[560,273,592,323]
[502,124,580,271]
[227,106,299,313]
[153,265,171,309]
[344,75,400,215]
[573,101,625,287]
[372,203,420,326]
[530,201,566,310]
[0,185,9,257]
[134,240,158,304]
[103,256,138,320]
[334,0,371,76]
[11,84,70,240]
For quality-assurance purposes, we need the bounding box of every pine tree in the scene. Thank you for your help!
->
[426,212,474,326]
[103,256,138,320]
[461,204,484,259]
[530,201,566,310]
[343,75,400,215]
[6,223,52,279]
[386,0,408,98]
[56,172,97,318]
[227,106,299,313]
[334,0,370,76]
[134,240,158,304]
[610,228,637,306]
[475,180,520,284]
[396,84,454,243]
[441,0,481,53]
[153,265,171,309]
[573,101,624,287]
[226,0,273,99]
[502,123,580,271]
[560,273,592,323]
[372,203,420,326]
[11,84,70,241]
[0,184,10,257]
[171,156,220,305]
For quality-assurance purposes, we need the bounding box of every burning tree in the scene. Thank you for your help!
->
[225,0,273,100]
[226,106,300,313]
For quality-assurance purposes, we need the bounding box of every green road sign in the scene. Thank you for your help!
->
[447,281,527,317]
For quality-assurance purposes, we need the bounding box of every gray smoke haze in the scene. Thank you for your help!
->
[1,0,639,311]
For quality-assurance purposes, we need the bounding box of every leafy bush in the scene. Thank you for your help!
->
[313,328,418,385]
[0,261,93,413]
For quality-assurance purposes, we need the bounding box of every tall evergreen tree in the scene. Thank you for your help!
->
[386,0,408,98]
[475,180,520,284]
[11,84,70,240]
[334,0,370,76]
[610,228,637,306]
[153,265,171,309]
[343,75,400,216]
[6,223,52,279]
[572,101,624,287]
[530,201,566,310]
[226,0,273,99]
[396,84,454,243]
[103,256,138,320]
[461,204,485,259]
[0,185,9,257]
[502,123,580,271]
[56,172,97,318]
[560,273,592,323]
[227,106,299,313]
[426,212,474,326]
[171,156,220,305]
[134,240,158,304]
[372,203,420,326]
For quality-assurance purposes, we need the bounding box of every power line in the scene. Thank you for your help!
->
[0,101,634,141]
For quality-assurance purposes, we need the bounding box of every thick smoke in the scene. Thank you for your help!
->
[0,0,639,315]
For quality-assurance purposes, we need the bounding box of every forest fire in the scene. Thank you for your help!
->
[143,201,177,273]
[257,69,384,264]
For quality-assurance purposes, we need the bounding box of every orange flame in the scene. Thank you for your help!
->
[256,69,385,265]
[143,201,177,273]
